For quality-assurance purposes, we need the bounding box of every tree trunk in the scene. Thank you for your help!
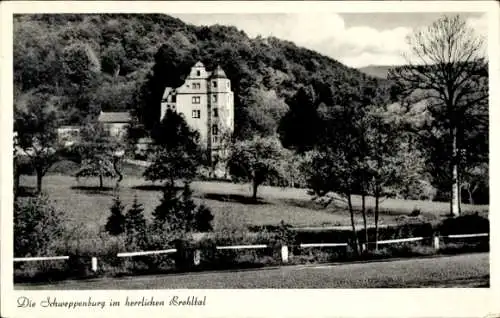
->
[451,127,460,216]
[467,188,474,205]
[252,180,259,201]
[99,175,103,189]
[14,164,20,197]
[36,169,43,194]
[361,193,368,251]
[374,191,380,251]
[347,194,360,255]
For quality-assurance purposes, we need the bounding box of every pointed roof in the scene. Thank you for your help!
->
[193,61,205,68]
[211,65,227,79]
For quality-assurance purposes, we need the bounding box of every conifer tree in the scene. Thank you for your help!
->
[105,195,126,235]
[152,185,180,230]
[125,195,147,247]
[193,204,214,232]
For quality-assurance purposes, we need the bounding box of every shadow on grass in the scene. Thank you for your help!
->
[131,184,183,191]
[70,186,115,195]
[280,198,328,210]
[202,193,268,205]
[16,186,37,197]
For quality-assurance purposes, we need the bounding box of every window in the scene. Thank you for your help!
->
[192,96,200,104]
[212,124,218,136]
[227,82,230,89]
[193,83,200,89]
[212,136,218,144]
[196,70,201,76]
[213,108,218,118]
[192,110,201,118]
[212,81,217,88]
[212,94,217,102]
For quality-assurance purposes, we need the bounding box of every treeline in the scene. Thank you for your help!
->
[13,13,386,138]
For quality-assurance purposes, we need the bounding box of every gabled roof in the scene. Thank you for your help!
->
[162,87,174,99]
[98,111,131,123]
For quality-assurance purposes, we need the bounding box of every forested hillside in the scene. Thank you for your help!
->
[13,14,389,139]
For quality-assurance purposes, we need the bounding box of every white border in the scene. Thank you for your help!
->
[1,1,499,318]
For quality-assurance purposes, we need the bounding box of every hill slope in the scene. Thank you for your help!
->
[14,14,388,138]
[358,65,398,79]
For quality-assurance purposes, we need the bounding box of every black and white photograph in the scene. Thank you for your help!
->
[1,1,498,317]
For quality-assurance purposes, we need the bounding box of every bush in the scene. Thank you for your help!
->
[14,259,71,283]
[409,208,421,217]
[14,195,65,257]
[438,213,488,235]
[47,160,79,175]
[51,225,127,277]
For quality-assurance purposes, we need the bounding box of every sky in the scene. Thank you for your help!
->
[172,12,488,68]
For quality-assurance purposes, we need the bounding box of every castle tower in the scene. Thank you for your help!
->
[208,65,234,152]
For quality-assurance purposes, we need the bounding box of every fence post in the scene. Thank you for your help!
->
[281,245,289,263]
[433,236,440,250]
[91,257,98,272]
[193,249,201,266]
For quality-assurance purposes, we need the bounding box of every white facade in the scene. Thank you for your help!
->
[161,62,234,154]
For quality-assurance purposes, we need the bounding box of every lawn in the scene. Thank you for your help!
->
[17,171,489,232]
[16,253,489,289]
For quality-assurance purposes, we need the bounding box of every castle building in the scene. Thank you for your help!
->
[161,62,234,159]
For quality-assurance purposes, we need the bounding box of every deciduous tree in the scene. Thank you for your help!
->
[75,122,121,189]
[389,15,488,216]
[228,136,291,201]
[14,91,62,193]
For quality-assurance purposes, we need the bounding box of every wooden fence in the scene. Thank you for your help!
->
[14,233,489,271]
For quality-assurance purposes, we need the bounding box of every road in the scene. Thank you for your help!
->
[17,253,488,289]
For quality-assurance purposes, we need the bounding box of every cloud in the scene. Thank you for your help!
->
[173,13,489,68]
[466,13,488,38]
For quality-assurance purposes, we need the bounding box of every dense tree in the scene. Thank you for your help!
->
[152,183,214,234]
[389,15,488,216]
[279,85,322,152]
[14,195,65,257]
[14,91,62,193]
[144,109,202,187]
[228,136,292,201]
[241,88,288,137]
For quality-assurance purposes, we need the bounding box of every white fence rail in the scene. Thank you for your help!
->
[14,256,70,262]
[445,233,488,239]
[117,249,177,257]
[216,244,268,250]
[300,243,348,248]
[376,237,424,245]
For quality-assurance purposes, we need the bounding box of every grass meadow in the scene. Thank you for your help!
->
[18,162,489,232]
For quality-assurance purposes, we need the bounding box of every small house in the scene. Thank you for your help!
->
[98,111,131,140]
